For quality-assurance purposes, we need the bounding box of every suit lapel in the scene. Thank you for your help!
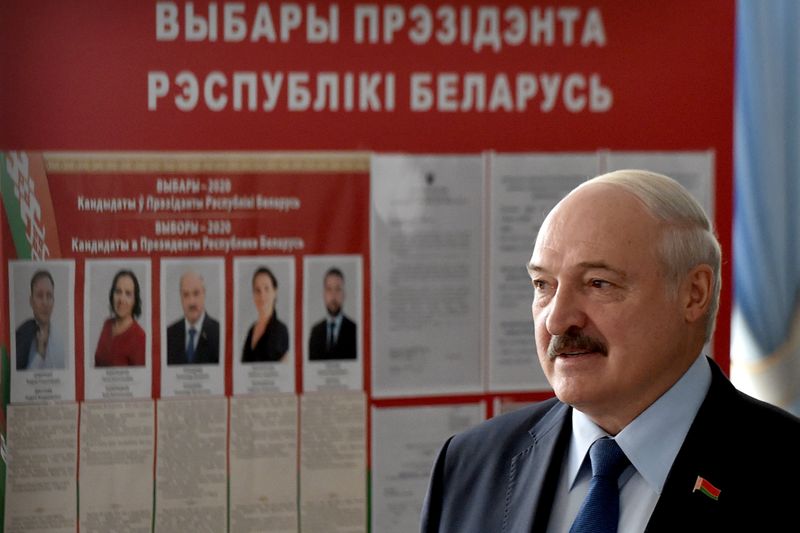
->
[645,361,733,532]
[503,402,571,533]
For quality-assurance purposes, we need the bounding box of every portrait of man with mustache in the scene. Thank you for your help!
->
[166,270,220,365]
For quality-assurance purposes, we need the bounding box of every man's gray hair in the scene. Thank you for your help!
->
[581,169,722,342]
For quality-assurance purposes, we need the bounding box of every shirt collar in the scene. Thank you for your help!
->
[185,312,206,332]
[567,354,711,493]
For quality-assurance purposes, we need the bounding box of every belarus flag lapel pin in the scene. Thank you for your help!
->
[693,476,721,501]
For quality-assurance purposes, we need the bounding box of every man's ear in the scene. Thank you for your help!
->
[682,264,714,324]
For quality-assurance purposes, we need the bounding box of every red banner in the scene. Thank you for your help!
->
[0,1,733,153]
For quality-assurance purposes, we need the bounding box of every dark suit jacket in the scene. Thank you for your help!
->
[421,358,800,532]
[166,314,220,365]
[15,318,38,369]
[308,315,357,360]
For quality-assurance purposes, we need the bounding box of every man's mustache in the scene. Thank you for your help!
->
[547,330,607,359]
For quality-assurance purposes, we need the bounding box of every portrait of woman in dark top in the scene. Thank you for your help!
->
[242,266,289,362]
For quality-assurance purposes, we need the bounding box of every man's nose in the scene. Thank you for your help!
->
[545,287,587,336]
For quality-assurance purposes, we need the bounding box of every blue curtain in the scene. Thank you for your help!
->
[734,0,800,410]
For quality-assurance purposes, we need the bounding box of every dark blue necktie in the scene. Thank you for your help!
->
[327,321,335,350]
[186,327,197,363]
[569,437,630,533]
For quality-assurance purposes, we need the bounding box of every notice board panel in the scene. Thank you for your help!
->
[0,1,734,531]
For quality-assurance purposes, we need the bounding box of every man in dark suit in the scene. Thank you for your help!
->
[167,270,220,365]
[421,170,800,532]
[308,267,357,360]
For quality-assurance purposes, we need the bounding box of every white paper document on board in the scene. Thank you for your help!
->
[371,403,485,533]
[300,392,366,533]
[155,397,227,532]
[230,394,298,533]
[79,400,154,532]
[4,403,78,533]
[371,154,484,397]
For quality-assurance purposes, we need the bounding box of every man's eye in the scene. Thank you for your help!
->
[532,279,548,290]
[590,279,610,289]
